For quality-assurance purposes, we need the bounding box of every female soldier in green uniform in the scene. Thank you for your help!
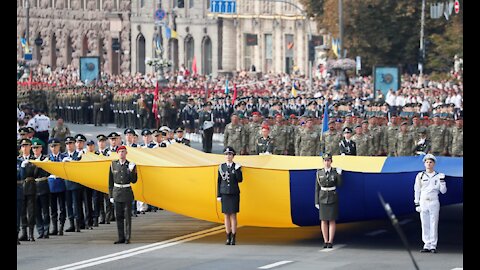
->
[315,153,343,248]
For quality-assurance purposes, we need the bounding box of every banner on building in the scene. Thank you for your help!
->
[79,57,100,84]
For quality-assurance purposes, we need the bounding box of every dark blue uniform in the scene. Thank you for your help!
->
[48,152,67,235]
[34,154,51,238]
[217,163,243,214]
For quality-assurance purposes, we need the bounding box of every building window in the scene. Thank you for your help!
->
[97,0,102,10]
[189,0,194,8]
[244,34,253,70]
[264,34,272,72]
[207,0,210,9]
[185,36,195,71]
[80,0,84,9]
[285,34,294,74]
[178,0,184,8]
[113,0,118,10]
[140,0,145,8]
[64,0,69,9]
[202,37,212,75]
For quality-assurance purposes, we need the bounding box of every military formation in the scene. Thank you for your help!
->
[224,110,463,157]
[16,125,191,244]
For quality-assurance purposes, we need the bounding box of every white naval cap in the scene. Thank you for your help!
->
[422,154,436,163]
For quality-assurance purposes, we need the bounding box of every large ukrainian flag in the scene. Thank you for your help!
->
[33,144,463,228]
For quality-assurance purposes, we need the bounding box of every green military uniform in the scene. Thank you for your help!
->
[321,128,342,155]
[352,130,370,156]
[384,124,399,156]
[271,123,289,155]
[224,122,246,155]
[108,158,138,244]
[428,123,449,156]
[395,130,415,156]
[51,123,71,153]
[449,124,463,157]
[256,136,274,154]
[315,159,342,221]
[246,122,262,155]
[368,124,384,155]
[296,127,320,156]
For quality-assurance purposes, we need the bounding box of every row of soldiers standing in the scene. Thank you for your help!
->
[223,112,463,157]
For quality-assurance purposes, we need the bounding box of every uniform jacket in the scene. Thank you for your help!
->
[315,167,343,205]
[175,138,191,146]
[33,154,51,196]
[48,152,67,193]
[108,159,138,202]
[19,154,36,195]
[414,171,447,205]
[339,139,357,155]
[63,151,84,191]
[17,158,23,199]
[217,162,243,197]
[256,136,274,154]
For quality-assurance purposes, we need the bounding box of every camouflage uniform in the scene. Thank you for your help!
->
[428,124,449,156]
[449,125,463,157]
[223,122,246,154]
[321,129,342,155]
[271,123,289,155]
[395,132,415,156]
[384,125,399,156]
[246,122,262,155]
[352,133,370,156]
[296,128,320,156]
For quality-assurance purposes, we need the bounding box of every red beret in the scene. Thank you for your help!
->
[423,116,429,120]
[261,125,270,130]
[289,114,297,119]
[275,114,283,118]
[252,112,260,116]
[116,145,127,153]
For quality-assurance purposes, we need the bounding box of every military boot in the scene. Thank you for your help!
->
[19,227,28,241]
[58,222,64,236]
[65,219,75,232]
[75,219,81,232]
[28,227,35,242]
[230,233,236,245]
[225,232,232,245]
[50,218,58,235]
[93,217,99,227]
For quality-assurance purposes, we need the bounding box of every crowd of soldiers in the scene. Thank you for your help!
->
[223,109,463,157]
[16,124,192,244]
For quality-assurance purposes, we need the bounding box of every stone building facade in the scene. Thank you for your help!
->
[131,0,322,76]
[17,0,132,74]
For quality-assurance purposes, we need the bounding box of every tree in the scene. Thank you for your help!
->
[301,0,462,75]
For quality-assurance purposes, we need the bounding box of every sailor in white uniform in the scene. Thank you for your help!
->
[414,154,447,253]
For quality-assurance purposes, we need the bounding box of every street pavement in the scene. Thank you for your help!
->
[17,121,463,270]
[17,204,463,270]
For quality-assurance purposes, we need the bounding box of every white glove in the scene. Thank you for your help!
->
[128,162,136,171]
[137,114,140,118]
[415,206,421,213]
[110,198,114,203]
[77,151,83,158]
[217,197,221,201]
[62,157,72,162]
[417,138,425,146]
[49,175,57,179]
[21,160,29,168]
[341,153,345,156]
[315,204,320,209]
[100,108,104,111]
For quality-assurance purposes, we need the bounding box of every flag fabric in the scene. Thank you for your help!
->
[225,79,229,94]
[291,82,298,97]
[192,56,198,75]
[331,38,340,58]
[21,37,30,53]
[232,83,238,105]
[171,29,178,39]
[166,27,171,39]
[322,100,329,133]
[152,80,159,121]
